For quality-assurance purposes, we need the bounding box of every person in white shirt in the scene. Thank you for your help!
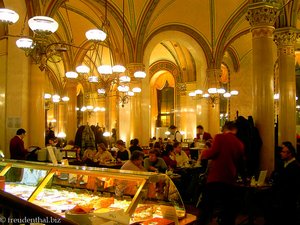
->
[173,142,189,167]
[169,125,182,142]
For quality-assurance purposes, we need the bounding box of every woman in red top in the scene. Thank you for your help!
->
[162,144,177,169]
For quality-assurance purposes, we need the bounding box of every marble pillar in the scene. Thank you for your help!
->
[247,2,279,173]
[28,66,45,147]
[57,102,66,136]
[206,69,221,136]
[126,63,150,145]
[65,81,77,142]
[3,0,30,155]
[274,28,298,147]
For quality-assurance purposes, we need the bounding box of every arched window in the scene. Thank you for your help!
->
[156,81,174,127]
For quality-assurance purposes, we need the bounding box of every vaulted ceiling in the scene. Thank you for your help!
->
[3,0,300,92]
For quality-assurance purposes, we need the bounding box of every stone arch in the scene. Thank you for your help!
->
[149,60,181,83]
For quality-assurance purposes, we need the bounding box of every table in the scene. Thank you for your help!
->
[237,184,272,225]
[189,147,206,160]
[179,213,197,225]
[172,165,205,204]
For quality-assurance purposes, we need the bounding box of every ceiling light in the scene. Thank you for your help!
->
[97,88,106,94]
[230,90,239,95]
[76,65,90,74]
[208,88,217,94]
[28,16,59,35]
[134,71,146,78]
[16,38,34,49]
[61,96,70,102]
[195,90,203,95]
[128,91,134,96]
[88,76,98,83]
[132,87,141,93]
[44,93,51,99]
[112,65,126,73]
[119,76,131,82]
[223,92,231,98]
[0,8,19,24]
[98,65,113,75]
[85,29,107,42]
[65,71,78,79]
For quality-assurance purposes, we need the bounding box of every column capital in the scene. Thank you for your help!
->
[246,2,280,28]
[126,63,145,75]
[274,27,300,46]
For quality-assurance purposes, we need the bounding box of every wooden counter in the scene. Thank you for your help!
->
[179,213,197,224]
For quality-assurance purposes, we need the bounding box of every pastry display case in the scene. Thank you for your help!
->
[0,159,186,225]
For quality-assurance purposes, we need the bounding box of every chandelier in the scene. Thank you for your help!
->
[189,68,238,107]
[0,1,146,107]
[44,93,70,110]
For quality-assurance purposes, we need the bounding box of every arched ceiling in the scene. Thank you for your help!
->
[4,0,300,91]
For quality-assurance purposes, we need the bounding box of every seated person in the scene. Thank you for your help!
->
[162,144,177,169]
[116,140,130,161]
[82,148,96,165]
[129,138,143,153]
[121,151,146,171]
[190,138,198,148]
[144,149,167,173]
[173,142,189,167]
[267,141,300,225]
[94,143,114,163]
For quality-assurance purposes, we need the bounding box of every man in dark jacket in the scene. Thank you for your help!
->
[9,128,27,160]
[270,141,300,225]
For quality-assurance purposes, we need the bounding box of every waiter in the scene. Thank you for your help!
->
[168,125,182,142]
[10,128,27,160]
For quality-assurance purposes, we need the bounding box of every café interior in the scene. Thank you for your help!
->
[1,0,300,224]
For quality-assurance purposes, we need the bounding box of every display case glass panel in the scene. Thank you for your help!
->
[0,160,185,224]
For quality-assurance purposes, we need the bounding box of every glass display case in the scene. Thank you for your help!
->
[0,159,186,225]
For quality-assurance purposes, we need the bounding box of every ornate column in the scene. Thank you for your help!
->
[206,68,221,136]
[65,81,77,142]
[274,28,298,146]
[127,63,148,144]
[247,2,280,173]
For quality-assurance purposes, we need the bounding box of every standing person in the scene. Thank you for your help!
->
[10,128,28,160]
[169,125,182,142]
[196,125,212,142]
[268,141,300,225]
[198,121,245,225]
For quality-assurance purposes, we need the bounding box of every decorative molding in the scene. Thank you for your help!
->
[226,47,240,72]
[149,60,180,81]
[251,27,275,38]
